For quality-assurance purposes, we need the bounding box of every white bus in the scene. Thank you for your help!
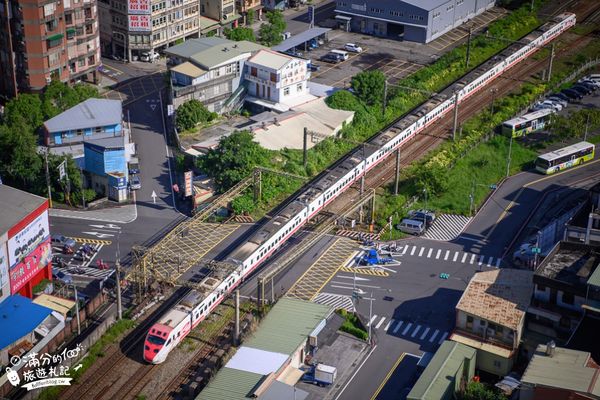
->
[502,109,553,138]
[535,141,595,174]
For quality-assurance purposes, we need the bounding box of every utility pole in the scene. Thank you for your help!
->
[303,127,308,168]
[469,180,475,217]
[73,286,81,335]
[506,135,514,178]
[547,43,555,82]
[452,93,460,141]
[382,79,388,118]
[584,113,590,141]
[44,148,53,208]
[234,289,240,346]
[465,26,473,68]
[394,149,401,195]
[116,259,123,320]
[530,0,535,12]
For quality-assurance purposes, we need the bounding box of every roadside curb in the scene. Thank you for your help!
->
[49,204,138,224]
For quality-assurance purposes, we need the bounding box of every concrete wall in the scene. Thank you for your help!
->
[475,347,512,377]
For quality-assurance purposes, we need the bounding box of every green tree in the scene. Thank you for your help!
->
[0,118,43,186]
[326,90,363,111]
[350,70,386,106]
[259,10,286,46]
[224,27,256,42]
[175,100,214,131]
[458,382,507,400]
[2,94,44,129]
[196,131,270,191]
[246,8,255,25]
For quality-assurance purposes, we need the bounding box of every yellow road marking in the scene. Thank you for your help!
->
[340,266,389,277]
[370,353,406,400]
[495,158,600,224]
[310,248,360,300]
[69,237,112,245]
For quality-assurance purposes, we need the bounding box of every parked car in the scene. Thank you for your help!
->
[320,53,341,64]
[51,234,77,249]
[396,219,426,236]
[570,85,591,95]
[546,96,567,108]
[52,270,73,285]
[129,175,142,190]
[129,167,140,175]
[561,89,583,100]
[540,100,563,111]
[551,92,571,102]
[578,76,600,87]
[577,81,598,91]
[530,103,556,113]
[344,43,363,53]
[140,51,159,62]
[308,63,321,72]
[407,209,436,226]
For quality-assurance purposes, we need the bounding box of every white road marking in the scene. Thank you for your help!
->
[462,253,468,263]
[436,249,441,259]
[402,246,408,255]
[444,250,450,261]
[427,248,433,258]
[470,254,476,264]
[429,329,440,343]
[487,256,494,266]
[478,255,485,266]
[337,276,370,281]
[367,315,378,327]
[385,319,394,331]
[393,321,404,333]
[453,252,459,262]
[496,258,502,268]
[375,317,386,329]
[420,327,430,340]
[438,332,449,344]
[418,247,425,257]
[411,325,422,338]
[410,246,416,256]
[402,323,413,335]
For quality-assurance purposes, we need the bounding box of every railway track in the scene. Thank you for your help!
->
[326,1,600,217]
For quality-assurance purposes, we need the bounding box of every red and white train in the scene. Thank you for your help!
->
[144,12,576,364]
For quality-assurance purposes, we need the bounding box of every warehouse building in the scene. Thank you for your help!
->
[335,0,496,43]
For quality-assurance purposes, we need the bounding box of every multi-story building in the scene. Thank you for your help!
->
[236,0,263,24]
[200,0,241,29]
[0,0,100,98]
[528,241,600,343]
[334,0,495,43]
[451,269,533,376]
[165,37,264,113]
[244,49,310,107]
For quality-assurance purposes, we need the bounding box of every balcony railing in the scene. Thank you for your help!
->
[172,72,237,98]
[453,328,516,351]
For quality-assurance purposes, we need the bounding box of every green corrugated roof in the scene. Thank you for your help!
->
[196,368,264,400]
[244,297,330,355]
[407,341,476,400]
[47,33,63,41]
[588,266,600,288]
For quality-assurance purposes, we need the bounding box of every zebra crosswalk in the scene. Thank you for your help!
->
[400,244,502,268]
[54,265,115,280]
[367,315,450,345]
[336,230,380,241]
[422,214,472,241]
[313,292,355,312]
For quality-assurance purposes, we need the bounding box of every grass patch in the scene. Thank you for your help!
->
[336,309,368,341]
[426,136,536,215]
[36,319,136,400]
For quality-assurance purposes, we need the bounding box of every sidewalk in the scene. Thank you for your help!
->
[49,203,137,224]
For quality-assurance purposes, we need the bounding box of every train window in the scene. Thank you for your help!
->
[166,338,171,346]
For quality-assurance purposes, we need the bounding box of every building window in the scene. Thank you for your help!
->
[46,19,58,32]
[251,67,257,77]
[284,87,290,96]
[85,24,93,34]
[78,58,86,67]
[270,72,277,82]
[48,52,61,67]
[65,13,73,25]
[296,83,302,92]
[47,36,63,48]
[562,292,574,305]
[95,127,103,133]
[88,55,95,65]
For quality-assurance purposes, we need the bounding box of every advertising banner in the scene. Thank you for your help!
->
[185,171,193,197]
[9,238,52,294]
[8,210,50,268]
[128,0,150,14]
[128,15,151,31]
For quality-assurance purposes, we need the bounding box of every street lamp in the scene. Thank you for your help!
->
[469,181,497,216]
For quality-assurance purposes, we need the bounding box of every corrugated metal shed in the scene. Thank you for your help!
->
[521,344,600,397]
[272,28,331,52]
[244,297,331,355]
[407,341,476,400]
[44,99,122,133]
[196,368,264,400]
[0,295,53,349]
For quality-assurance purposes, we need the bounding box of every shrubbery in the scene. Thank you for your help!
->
[176,100,217,131]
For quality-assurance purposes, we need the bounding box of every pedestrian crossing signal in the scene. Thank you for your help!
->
[439,273,450,279]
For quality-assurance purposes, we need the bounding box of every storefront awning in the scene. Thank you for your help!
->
[47,33,64,41]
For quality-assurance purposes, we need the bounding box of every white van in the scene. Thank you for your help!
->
[140,51,159,62]
[330,49,349,61]
[396,219,425,236]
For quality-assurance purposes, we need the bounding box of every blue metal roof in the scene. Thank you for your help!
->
[44,99,122,133]
[0,295,53,350]
[272,27,331,52]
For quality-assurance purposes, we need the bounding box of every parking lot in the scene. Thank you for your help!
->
[308,7,507,88]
